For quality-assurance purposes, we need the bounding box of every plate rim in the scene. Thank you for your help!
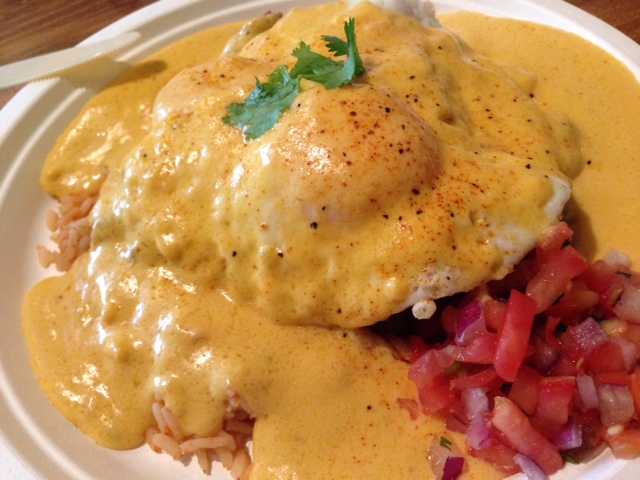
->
[1,0,639,478]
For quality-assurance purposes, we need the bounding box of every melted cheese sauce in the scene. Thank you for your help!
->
[440,12,640,266]
[22,2,640,480]
[56,2,577,331]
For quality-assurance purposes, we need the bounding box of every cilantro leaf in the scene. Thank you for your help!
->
[223,65,300,140]
[328,17,365,77]
[321,34,349,57]
[291,17,365,89]
[223,18,365,140]
[289,42,346,86]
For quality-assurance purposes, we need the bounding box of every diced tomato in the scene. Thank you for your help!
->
[536,222,574,264]
[417,374,455,414]
[599,284,625,318]
[405,225,640,475]
[445,409,469,434]
[607,427,640,459]
[629,368,640,413]
[508,365,541,416]
[481,296,507,332]
[619,322,640,349]
[559,317,608,363]
[544,281,599,324]
[530,376,576,439]
[470,438,521,476]
[441,305,459,337]
[585,340,631,375]
[453,332,497,365]
[488,257,536,299]
[449,367,500,391]
[593,371,631,387]
[579,259,620,295]
[494,290,537,382]
[408,336,428,363]
[409,349,455,389]
[548,353,579,377]
[491,397,564,475]
[526,245,589,313]
[544,316,563,350]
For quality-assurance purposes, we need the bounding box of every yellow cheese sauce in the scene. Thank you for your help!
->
[440,12,640,266]
[21,2,640,480]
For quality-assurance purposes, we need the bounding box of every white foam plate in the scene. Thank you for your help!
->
[1,0,639,478]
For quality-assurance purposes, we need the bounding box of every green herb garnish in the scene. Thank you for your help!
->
[223,18,364,140]
[561,454,580,464]
[439,436,453,451]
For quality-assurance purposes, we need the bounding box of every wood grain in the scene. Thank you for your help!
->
[0,0,639,110]
[0,0,155,108]
[566,0,640,43]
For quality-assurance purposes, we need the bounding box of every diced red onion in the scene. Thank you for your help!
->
[455,300,486,346]
[514,454,549,480]
[466,415,492,450]
[462,387,489,420]
[597,383,635,426]
[442,456,465,480]
[428,443,452,480]
[610,337,638,372]
[567,318,608,355]
[602,249,631,268]
[551,419,583,451]
[576,375,599,410]
[615,283,640,324]
[527,329,560,372]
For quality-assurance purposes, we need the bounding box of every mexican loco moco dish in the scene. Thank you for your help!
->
[21,0,640,479]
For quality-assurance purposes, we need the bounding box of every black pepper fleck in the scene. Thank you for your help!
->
[310,222,318,229]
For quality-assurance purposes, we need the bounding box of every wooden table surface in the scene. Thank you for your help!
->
[1,0,639,110]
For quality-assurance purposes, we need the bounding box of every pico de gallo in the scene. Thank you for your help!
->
[384,222,640,479]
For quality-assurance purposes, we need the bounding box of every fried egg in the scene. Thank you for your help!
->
[90,1,580,329]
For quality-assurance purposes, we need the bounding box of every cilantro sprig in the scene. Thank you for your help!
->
[223,18,365,140]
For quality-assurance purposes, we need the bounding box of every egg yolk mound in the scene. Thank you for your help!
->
[86,1,579,330]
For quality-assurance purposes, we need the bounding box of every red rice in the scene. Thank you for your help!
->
[37,192,97,271]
